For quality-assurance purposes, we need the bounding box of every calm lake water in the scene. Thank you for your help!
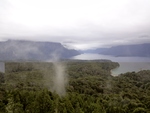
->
[71,53,150,76]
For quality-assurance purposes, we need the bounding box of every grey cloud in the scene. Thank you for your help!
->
[0,0,150,50]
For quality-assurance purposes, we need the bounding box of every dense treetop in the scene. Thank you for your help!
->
[0,61,150,113]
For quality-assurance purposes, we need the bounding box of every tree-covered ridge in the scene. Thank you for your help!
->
[0,61,150,113]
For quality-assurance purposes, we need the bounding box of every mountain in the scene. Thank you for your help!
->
[80,48,108,54]
[100,43,150,57]
[0,40,80,61]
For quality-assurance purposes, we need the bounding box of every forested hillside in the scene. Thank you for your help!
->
[0,61,150,113]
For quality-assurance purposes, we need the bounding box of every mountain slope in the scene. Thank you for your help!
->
[0,40,80,61]
[100,43,150,57]
[81,48,108,54]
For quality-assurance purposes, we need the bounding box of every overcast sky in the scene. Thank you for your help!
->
[0,0,150,50]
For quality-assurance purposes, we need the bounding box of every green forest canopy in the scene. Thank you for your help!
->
[0,60,150,113]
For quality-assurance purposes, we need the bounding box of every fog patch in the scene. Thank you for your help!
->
[52,61,67,96]
[43,52,68,96]
[0,40,42,60]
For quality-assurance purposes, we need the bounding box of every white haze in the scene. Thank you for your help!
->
[0,40,41,59]
[44,53,67,96]
[0,0,150,50]
[52,61,67,96]
[43,59,67,97]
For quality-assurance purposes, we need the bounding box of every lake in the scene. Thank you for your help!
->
[71,53,150,76]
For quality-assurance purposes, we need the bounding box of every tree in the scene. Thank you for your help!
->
[33,90,54,113]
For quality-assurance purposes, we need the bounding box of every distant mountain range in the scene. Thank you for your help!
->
[83,43,150,57]
[0,40,80,61]
[1,40,149,61]
[81,48,108,54]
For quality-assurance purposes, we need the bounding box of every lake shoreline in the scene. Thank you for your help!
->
[71,53,150,76]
